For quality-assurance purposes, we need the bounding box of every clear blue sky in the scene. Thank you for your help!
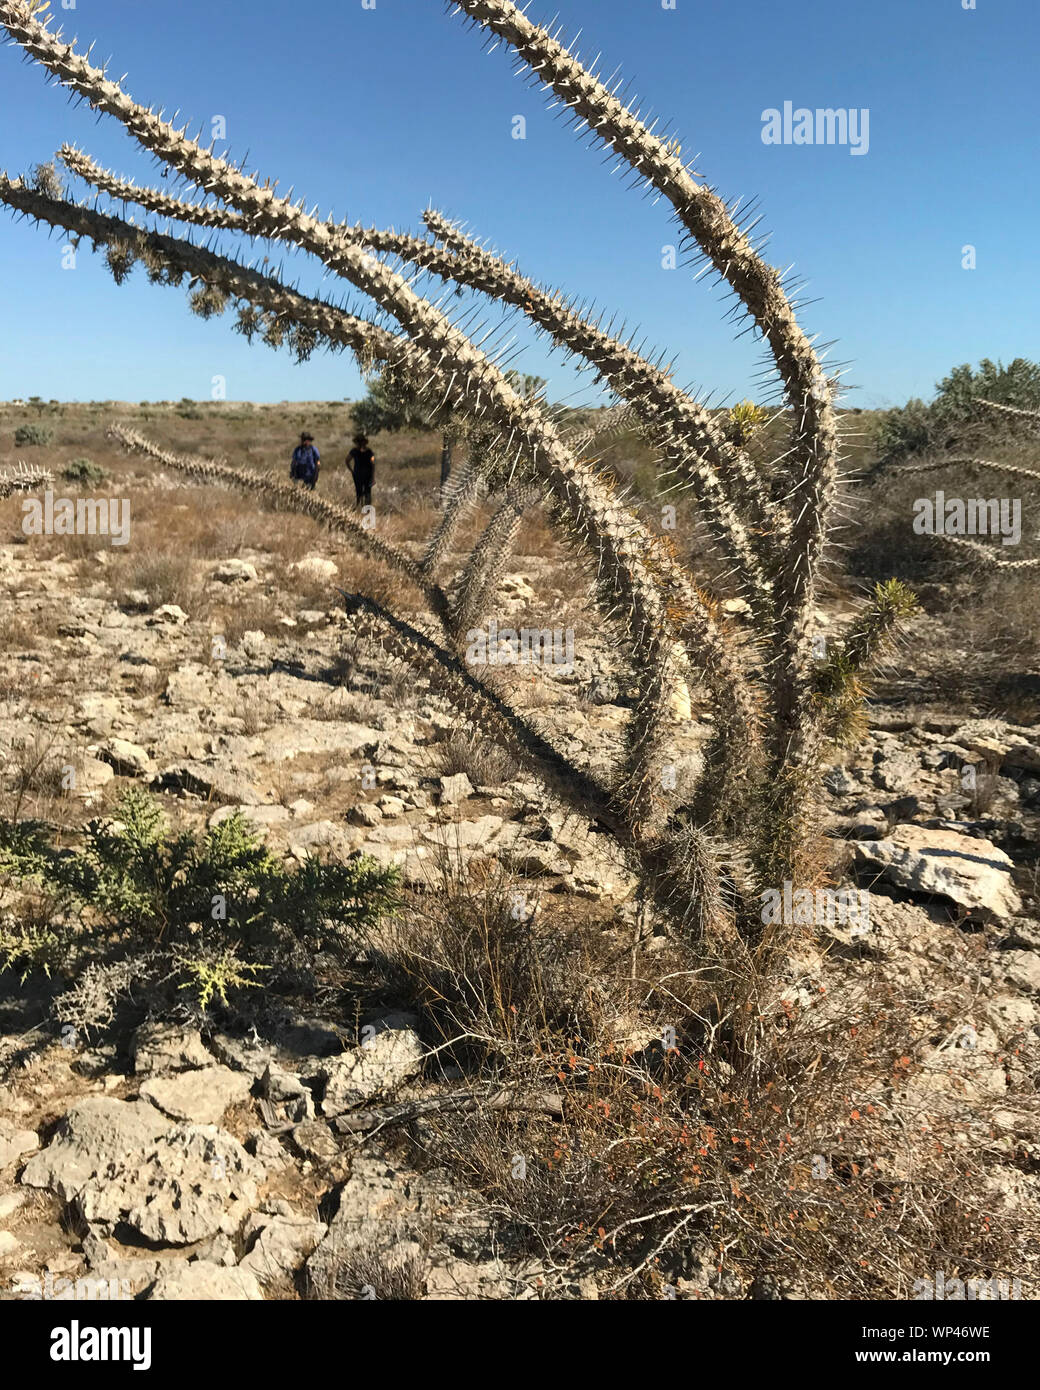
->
[0,0,1036,409]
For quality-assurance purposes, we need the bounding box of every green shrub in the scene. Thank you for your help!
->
[874,396,935,464]
[875,357,1040,464]
[14,423,54,447]
[0,787,400,1019]
[726,399,768,445]
[62,457,106,486]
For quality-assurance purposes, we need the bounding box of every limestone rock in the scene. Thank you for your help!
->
[209,803,291,835]
[306,1152,429,1287]
[239,1213,326,1283]
[850,826,1022,920]
[290,556,339,584]
[79,1125,262,1246]
[211,559,259,584]
[992,950,1040,995]
[139,1066,252,1126]
[98,737,154,778]
[147,604,188,625]
[288,819,352,858]
[0,1121,38,1172]
[437,773,475,805]
[20,1098,169,1203]
[146,1262,264,1301]
[69,755,114,797]
[156,760,263,806]
[320,1015,423,1116]
[131,1023,213,1076]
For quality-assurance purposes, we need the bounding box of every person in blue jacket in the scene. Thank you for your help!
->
[289,431,320,490]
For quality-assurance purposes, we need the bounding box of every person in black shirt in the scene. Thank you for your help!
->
[347,434,375,508]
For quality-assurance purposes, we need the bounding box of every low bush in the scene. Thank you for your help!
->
[0,787,400,1026]
[62,457,106,486]
[14,423,54,447]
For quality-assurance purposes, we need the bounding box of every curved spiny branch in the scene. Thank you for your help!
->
[421,453,485,576]
[421,209,776,537]
[450,484,540,636]
[897,456,1040,485]
[613,635,690,838]
[0,462,53,499]
[0,174,399,368]
[339,590,623,834]
[931,538,1040,571]
[978,399,1040,426]
[58,144,245,229]
[444,0,838,491]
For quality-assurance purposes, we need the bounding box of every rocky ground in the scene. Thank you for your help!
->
[1,438,1039,1300]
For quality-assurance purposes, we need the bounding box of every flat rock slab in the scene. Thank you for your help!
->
[155,761,264,807]
[437,773,474,805]
[21,1098,169,1204]
[306,1153,435,1289]
[288,820,353,857]
[356,816,515,887]
[21,1098,262,1247]
[69,756,114,797]
[146,1263,264,1301]
[239,1214,326,1283]
[132,1023,213,1076]
[78,1125,262,1246]
[140,1066,253,1125]
[0,1121,39,1171]
[209,803,291,833]
[993,950,1040,995]
[425,1255,544,1301]
[211,559,259,584]
[98,737,155,778]
[320,1020,423,1116]
[209,1033,278,1079]
[851,826,1022,920]
[290,556,339,583]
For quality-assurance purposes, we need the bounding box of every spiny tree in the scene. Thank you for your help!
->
[0,0,916,951]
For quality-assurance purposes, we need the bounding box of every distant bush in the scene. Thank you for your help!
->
[14,423,53,447]
[874,396,934,464]
[62,457,106,486]
[876,357,1040,464]
[28,161,63,199]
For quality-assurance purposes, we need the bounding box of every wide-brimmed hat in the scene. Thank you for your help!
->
[301,431,314,441]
